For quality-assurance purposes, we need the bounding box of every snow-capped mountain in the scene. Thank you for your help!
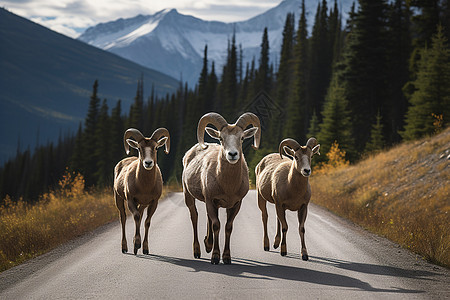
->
[78,0,354,86]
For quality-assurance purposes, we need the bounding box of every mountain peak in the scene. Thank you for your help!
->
[78,0,355,86]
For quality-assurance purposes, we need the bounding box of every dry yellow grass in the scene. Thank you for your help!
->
[0,171,117,271]
[0,170,169,272]
[311,128,450,267]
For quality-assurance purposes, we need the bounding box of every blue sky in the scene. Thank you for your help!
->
[1,0,282,38]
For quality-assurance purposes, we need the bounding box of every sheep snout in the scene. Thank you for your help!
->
[143,160,154,170]
[226,151,239,163]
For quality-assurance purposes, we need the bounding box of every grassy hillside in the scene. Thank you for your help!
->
[311,128,450,267]
[0,8,179,162]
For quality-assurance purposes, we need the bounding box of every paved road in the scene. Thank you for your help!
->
[1,191,449,299]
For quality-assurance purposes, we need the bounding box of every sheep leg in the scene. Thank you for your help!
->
[298,204,309,261]
[274,218,281,249]
[206,201,220,265]
[204,215,213,253]
[184,192,201,259]
[223,200,242,265]
[257,193,270,251]
[127,199,143,255]
[275,204,288,256]
[143,200,158,255]
[115,192,128,253]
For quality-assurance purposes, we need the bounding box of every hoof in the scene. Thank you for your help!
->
[211,256,220,265]
[143,249,149,255]
[204,237,212,253]
[302,254,309,261]
[264,246,269,251]
[223,257,231,265]
[281,251,287,256]
[194,252,201,259]
[273,244,279,249]
[134,248,138,255]
[122,249,127,254]
[134,241,141,250]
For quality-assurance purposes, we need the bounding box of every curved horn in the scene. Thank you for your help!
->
[235,112,261,150]
[279,138,301,159]
[197,112,228,149]
[150,127,170,154]
[306,137,318,150]
[124,128,145,155]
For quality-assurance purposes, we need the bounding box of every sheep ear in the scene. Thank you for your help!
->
[126,139,139,150]
[243,127,258,139]
[156,137,169,154]
[205,127,220,140]
[312,144,320,156]
[283,146,295,159]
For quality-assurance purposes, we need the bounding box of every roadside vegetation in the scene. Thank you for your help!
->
[1,171,116,272]
[311,128,450,268]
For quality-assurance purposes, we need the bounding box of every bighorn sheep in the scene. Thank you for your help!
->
[182,112,261,264]
[256,137,320,260]
[114,128,170,255]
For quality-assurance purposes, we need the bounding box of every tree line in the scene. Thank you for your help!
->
[1,0,449,203]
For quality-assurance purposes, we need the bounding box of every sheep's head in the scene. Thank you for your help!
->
[279,137,320,177]
[124,128,170,170]
[197,112,261,164]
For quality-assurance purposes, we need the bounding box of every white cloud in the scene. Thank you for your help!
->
[1,0,282,37]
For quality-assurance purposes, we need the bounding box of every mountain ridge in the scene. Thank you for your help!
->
[0,8,179,163]
[78,0,355,86]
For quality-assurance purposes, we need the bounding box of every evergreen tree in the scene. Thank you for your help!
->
[276,13,295,105]
[128,76,144,129]
[198,45,209,113]
[317,78,355,161]
[70,123,84,174]
[110,100,124,172]
[309,0,332,118]
[239,62,250,106]
[284,0,309,141]
[443,0,450,42]
[220,33,238,119]
[410,0,441,48]
[238,44,243,84]
[401,26,450,140]
[82,80,101,186]
[206,61,218,112]
[143,85,155,134]
[345,2,357,33]
[255,27,271,94]
[365,111,385,152]
[271,12,295,143]
[336,0,389,152]
[94,99,111,186]
[329,0,343,64]
[246,57,257,104]
[307,110,320,138]
[385,0,412,142]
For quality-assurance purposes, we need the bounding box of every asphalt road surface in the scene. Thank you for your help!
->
[1,190,449,299]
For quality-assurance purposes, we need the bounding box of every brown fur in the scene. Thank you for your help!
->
[113,130,168,255]
[255,138,319,260]
[182,113,260,265]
